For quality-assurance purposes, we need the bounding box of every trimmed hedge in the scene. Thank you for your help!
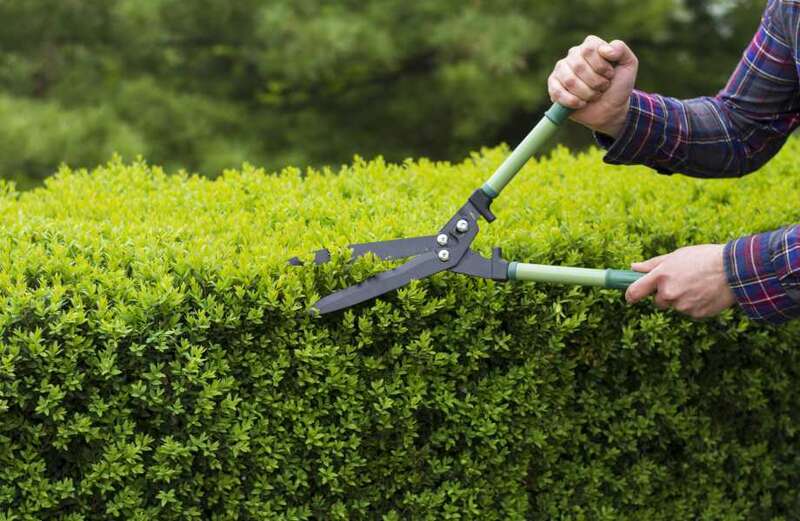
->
[2,143,800,520]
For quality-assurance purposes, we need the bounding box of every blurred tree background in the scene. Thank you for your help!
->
[0,0,765,188]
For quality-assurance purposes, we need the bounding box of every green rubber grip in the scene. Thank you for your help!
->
[544,103,574,126]
[604,269,645,290]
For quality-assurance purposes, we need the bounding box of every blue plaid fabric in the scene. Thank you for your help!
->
[597,0,800,322]
[725,229,800,322]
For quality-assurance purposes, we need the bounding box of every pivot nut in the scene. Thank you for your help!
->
[438,249,450,262]
[456,219,469,233]
[436,234,449,246]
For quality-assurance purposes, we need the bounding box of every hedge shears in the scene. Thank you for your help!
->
[291,103,644,315]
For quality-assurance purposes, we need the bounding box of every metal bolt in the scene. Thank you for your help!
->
[436,233,449,246]
[438,249,450,262]
[456,219,469,233]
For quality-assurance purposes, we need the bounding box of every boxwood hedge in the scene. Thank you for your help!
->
[2,143,800,520]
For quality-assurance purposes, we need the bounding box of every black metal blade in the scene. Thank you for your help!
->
[312,251,446,314]
[289,235,436,267]
[288,249,330,266]
[350,236,437,260]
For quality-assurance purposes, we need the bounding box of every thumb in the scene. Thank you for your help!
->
[599,40,637,67]
[631,253,669,273]
[625,270,660,304]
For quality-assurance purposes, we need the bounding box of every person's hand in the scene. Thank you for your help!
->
[548,35,639,138]
[625,244,736,319]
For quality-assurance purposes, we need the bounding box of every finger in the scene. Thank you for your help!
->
[625,271,659,304]
[673,300,691,314]
[548,74,587,109]
[567,46,612,92]
[580,36,616,79]
[688,308,713,320]
[631,253,670,273]
[554,60,598,102]
[675,304,705,320]
[598,39,637,67]
[654,291,674,310]
[674,300,710,320]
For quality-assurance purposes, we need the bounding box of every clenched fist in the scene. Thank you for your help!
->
[548,35,639,138]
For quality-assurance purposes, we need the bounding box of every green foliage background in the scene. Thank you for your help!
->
[2,142,800,519]
[0,0,765,186]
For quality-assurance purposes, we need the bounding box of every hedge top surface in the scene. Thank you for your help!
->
[1,142,795,295]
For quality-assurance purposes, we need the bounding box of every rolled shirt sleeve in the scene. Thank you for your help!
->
[724,227,800,323]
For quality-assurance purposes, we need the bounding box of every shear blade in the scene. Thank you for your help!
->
[312,251,446,314]
[289,235,437,267]
[349,236,436,261]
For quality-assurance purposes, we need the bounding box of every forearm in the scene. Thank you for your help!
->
[597,90,794,178]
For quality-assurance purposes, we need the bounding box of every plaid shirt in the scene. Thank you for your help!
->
[597,0,800,323]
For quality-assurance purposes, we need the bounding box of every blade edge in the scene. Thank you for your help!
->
[312,252,444,314]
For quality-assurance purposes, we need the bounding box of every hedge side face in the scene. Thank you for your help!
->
[1,145,800,520]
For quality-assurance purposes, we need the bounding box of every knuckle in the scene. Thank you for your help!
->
[564,76,577,89]
[580,45,594,58]
[591,78,608,90]
[584,34,602,45]
[659,287,678,301]
[555,91,572,105]
[689,309,706,320]
[674,301,691,313]
[572,61,585,74]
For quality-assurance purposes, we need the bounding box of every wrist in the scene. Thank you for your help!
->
[596,99,631,139]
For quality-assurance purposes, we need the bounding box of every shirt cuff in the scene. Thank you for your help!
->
[724,230,800,323]
[594,90,673,175]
